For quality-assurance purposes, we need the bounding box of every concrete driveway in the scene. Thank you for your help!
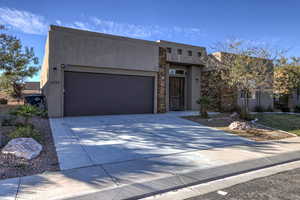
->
[50,112,251,170]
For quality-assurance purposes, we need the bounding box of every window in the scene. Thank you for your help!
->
[169,69,186,75]
[188,50,192,56]
[177,49,182,55]
[198,52,202,57]
[167,48,172,53]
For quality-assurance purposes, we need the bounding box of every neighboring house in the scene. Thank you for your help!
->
[23,82,41,96]
[41,25,274,117]
[202,52,274,112]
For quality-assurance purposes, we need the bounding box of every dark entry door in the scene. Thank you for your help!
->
[169,77,185,111]
[64,71,154,116]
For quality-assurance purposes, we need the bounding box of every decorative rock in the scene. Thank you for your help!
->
[1,138,42,160]
[229,121,253,130]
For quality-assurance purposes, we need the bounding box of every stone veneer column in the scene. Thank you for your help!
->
[157,47,168,113]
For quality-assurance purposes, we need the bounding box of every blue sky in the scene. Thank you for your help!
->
[0,0,299,81]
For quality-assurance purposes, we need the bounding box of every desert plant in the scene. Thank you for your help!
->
[0,98,8,104]
[254,105,265,112]
[196,96,211,118]
[8,125,41,142]
[10,105,41,126]
[294,105,300,113]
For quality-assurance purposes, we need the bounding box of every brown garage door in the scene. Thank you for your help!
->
[64,71,154,116]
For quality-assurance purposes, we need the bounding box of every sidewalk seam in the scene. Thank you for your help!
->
[14,177,21,200]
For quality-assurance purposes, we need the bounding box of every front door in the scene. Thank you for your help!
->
[169,77,185,111]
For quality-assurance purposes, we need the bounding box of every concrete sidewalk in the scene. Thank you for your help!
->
[1,137,300,200]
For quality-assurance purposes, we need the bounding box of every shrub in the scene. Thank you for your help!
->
[10,105,42,125]
[294,105,300,113]
[0,98,8,104]
[281,107,290,112]
[8,125,42,142]
[239,110,255,121]
[254,105,265,112]
[196,96,211,118]
[37,109,48,118]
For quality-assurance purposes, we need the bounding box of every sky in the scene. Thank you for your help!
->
[0,0,299,81]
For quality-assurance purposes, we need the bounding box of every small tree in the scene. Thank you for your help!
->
[274,58,300,109]
[196,96,211,118]
[0,25,39,98]
[212,39,283,118]
[274,65,300,95]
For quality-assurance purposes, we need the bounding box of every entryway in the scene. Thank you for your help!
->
[169,76,185,111]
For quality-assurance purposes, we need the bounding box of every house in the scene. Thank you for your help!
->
[23,82,41,96]
[41,25,274,117]
[202,52,274,112]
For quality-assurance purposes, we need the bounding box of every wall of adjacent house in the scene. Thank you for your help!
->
[237,90,274,111]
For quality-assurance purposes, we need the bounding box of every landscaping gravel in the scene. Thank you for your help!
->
[0,117,59,179]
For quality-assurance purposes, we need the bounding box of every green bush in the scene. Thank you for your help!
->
[10,105,42,125]
[196,96,211,118]
[0,98,8,104]
[8,125,42,142]
[254,105,265,112]
[294,105,300,113]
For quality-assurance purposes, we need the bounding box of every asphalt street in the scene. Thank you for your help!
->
[186,168,300,200]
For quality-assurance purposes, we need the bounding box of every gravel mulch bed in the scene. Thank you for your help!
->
[184,114,294,141]
[0,116,60,180]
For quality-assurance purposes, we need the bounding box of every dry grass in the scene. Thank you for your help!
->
[184,114,293,141]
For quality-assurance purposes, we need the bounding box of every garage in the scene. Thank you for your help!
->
[63,71,154,116]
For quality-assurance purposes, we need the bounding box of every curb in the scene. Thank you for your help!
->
[65,150,300,200]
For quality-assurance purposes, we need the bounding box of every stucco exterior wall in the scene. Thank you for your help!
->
[40,35,50,90]
[41,26,160,117]
[157,40,206,66]
[237,90,274,111]
[187,66,201,110]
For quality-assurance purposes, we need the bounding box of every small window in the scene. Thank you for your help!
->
[177,49,182,55]
[188,50,192,56]
[198,52,202,57]
[169,69,186,75]
[167,48,172,53]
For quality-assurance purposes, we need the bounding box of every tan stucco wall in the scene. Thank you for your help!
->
[188,66,201,110]
[41,26,160,117]
[157,40,206,66]
[40,35,49,90]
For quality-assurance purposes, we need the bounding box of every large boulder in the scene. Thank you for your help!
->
[1,138,42,160]
[229,121,253,130]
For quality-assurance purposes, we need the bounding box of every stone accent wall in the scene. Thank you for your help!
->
[201,70,236,112]
[157,47,168,113]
